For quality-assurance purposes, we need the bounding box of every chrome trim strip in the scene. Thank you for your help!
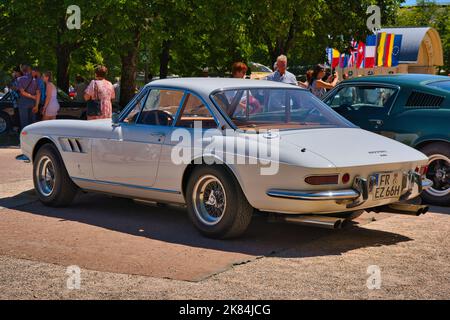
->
[71,177,181,194]
[266,189,360,201]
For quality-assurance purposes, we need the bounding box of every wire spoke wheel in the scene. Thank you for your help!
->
[36,156,56,197]
[192,175,227,226]
[426,154,450,197]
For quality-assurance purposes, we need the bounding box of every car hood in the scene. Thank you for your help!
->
[279,128,428,167]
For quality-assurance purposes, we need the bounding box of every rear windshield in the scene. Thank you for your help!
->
[427,81,450,92]
[211,88,354,131]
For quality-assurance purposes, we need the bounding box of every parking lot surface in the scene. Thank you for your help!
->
[0,147,449,299]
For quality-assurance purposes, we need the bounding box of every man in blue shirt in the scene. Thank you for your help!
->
[17,65,40,130]
[265,55,298,85]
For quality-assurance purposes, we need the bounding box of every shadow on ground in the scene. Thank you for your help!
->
[0,190,413,260]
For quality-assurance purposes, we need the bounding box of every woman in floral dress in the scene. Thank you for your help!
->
[84,65,115,120]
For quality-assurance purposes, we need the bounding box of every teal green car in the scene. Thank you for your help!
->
[322,74,450,206]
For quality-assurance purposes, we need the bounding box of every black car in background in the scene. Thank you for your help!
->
[0,89,120,135]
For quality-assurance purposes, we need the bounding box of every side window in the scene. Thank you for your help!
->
[176,94,217,129]
[329,86,397,111]
[123,91,147,124]
[137,89,184,126]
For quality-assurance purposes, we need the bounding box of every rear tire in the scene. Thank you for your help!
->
[419,142,450,206]
[33,143,78,207]
[186,166,253,239]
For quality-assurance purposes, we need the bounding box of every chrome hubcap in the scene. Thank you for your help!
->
[192,175,227,226]
[426,154,450,197]
[36,156,56,197]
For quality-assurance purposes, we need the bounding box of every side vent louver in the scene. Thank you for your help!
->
[59,138,84,153]
[405,91,444,108]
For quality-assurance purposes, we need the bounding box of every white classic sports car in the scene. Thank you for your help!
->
[21,78,432,238]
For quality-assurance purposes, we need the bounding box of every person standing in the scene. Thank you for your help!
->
[308,64,339,99]
[41,72,60,120]
[74,75,87,102]
[265,55,297,85]
[231,62,248,79]
[32,67,46,120]
[16,64,40,130]
[84,66,115,120]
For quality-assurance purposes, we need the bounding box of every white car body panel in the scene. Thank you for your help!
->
[21,78,430,215]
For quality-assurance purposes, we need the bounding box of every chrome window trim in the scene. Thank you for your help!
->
[120,87,187,125]
[121,85,220,129]
[172,90,220,129]
[71,176,181,194]
[118,87,150,122]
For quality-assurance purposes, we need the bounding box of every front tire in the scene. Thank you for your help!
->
[0,112,11,135]
[186,166,253,239]
[420,142,450,206]
[33,143,78,207]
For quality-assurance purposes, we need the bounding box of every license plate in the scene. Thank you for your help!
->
[372,172,402,200]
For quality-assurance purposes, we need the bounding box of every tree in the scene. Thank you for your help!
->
[396,0,450,73]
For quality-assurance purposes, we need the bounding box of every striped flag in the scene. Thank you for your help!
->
[356,41,366,68]
[365,35,377,68]
[392,35,403,67]
[340,53,348,68]
[377,32,387,67]
[332,49,340,68]
[326,48,340,68]
[384,33,395,67]
[347,40,358,68]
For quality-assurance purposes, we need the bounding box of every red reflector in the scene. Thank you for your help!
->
[21,131,27,136]
[342,173,350,184]
[420,165,428,175]
[305,175,339,185]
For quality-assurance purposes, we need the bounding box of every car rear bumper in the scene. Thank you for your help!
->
[267,171,432,208]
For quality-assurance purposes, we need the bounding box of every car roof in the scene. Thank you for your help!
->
[146,77,302,96]
[343,74,450,86]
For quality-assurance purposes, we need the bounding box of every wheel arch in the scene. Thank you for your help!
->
[32,137,59,161]
[414,139,450,151]
[181,156,245,200]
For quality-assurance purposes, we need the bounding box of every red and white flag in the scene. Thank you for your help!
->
[365,35,377,68]
[356,41,365,68]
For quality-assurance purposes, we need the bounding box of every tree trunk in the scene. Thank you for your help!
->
[56,45,71,93]
[119,29,141,107]
[159,40,171,79]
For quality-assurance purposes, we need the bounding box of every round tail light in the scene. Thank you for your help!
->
[342,173,350,184]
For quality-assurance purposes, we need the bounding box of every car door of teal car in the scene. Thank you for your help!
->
[323,83,399,135]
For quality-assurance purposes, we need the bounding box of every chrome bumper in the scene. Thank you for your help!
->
[267,171,433,207]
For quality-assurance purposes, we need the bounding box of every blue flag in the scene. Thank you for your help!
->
[392,35,403,67]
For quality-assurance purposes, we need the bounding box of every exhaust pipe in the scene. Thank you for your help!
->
[271,215,344,229]
[371,203,429,216]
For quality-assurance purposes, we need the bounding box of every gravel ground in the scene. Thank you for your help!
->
[0,147,449,299]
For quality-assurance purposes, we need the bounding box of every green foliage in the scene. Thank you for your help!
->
[395,0,450,73]
[0,0,448,91]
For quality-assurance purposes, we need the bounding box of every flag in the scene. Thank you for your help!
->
[339,53,348,68]
[326,48,333,66]
[356,41,366,68]
[365,35,376,68]
[347,40,358,67]
[392,35,403,67]
[377,32,387,67]
[384,33,395,67]
[331,49,340,68]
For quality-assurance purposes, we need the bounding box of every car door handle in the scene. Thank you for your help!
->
[150,132,165,137]
[369,119,383,128]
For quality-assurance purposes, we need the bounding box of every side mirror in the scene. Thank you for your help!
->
[112,112,120,127]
